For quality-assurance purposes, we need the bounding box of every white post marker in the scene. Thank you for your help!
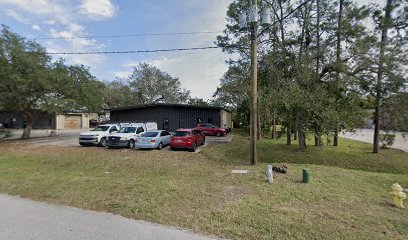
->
[267,165,273,184]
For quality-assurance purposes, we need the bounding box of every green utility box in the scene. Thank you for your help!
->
[303,169,310,183]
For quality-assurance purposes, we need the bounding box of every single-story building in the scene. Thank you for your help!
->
[109,104,232,132]
[0,111,98,130]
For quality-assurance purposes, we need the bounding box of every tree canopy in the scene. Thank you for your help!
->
[104,63,191,108]
[0,25,104,138]
[215,0,407,152]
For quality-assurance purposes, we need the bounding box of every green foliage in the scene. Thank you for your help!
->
[129,63,190,104]
[104,63,191,108]
[187,97,210,106]
[213,61,250,117]
[0,25,105,138]
[0,129,12,139]
[379,133,396,149]
[215,0,406,151]
[382,92,408,132]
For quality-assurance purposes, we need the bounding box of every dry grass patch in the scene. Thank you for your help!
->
[1,136,408,239]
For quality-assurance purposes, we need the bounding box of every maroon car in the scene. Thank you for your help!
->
[195,123,227,137]
[170,128,205,152]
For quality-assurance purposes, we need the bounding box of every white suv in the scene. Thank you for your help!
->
[79,124,120,147]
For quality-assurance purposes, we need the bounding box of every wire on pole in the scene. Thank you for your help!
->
[47,46,221,55]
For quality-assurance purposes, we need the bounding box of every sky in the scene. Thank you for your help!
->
[0,0,234,100]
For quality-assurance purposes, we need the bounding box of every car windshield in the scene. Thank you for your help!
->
[118,127,136,133]
[142,132,159,137]
[92,126,110,131]
[174,131,190,137]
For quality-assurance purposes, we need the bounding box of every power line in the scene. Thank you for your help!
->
[43,0,312,55]
[47,46,220,55]
[32,31,223,40]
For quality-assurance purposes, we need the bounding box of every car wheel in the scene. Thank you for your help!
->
[128,140,135,149]
[190,142,197,152]
[216,131,221,137]
[170,147,175,151]
[79,143,85,146]
[99,138,107,147]
[158,142,163,150]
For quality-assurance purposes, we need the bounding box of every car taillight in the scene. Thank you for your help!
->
[150,139,156,143]
[186,137,192,142]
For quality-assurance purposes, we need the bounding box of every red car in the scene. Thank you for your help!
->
[170,128,205,152]
[195,123,227,137]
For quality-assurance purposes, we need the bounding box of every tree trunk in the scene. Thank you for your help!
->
[257,108,261,140]
[21,124,32,139]
[333,0,343,147]
[271,117,277,140]
[21,114,35,139]
[286,112,291,145]
[294,124,297,140]
[374,0,393,153]
[287,125,291,145]
[316,0,320,76]
[314,135,319,147]
[297,110,306,150]
[295,2,310,150]
[298,130,306,150]
[333,125,339,146]
[315,0,321,148]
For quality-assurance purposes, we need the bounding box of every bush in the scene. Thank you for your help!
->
[379,133,396,149]
[0,129,12,139]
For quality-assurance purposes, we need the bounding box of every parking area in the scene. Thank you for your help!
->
[9,130,81,147]
[8,130,233,152]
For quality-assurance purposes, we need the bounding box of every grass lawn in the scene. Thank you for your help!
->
[0,132,407,239]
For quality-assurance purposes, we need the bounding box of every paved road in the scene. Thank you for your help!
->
[341,129,408,152]
[0,194,218,240]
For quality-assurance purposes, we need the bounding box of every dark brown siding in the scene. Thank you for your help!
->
[110,105,224,131]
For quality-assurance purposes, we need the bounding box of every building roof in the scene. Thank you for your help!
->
[109,103,231,113]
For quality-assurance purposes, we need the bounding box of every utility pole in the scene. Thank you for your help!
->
[239,0,270,165]
[250,0,258,165]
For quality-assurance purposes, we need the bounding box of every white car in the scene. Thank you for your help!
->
[135,130,172,150]
[79,124,120,147]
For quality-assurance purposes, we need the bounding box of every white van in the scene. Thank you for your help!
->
[106,122,158,148]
